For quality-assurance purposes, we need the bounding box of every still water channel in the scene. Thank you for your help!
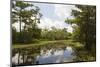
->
[12,46,76,66]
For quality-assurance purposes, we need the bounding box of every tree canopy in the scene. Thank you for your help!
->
[12,1,42,43]
[65,5,96,52]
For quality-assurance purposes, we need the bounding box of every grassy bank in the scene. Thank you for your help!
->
[12,40,83,49]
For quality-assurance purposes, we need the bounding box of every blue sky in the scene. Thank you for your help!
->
[34,3,76,33]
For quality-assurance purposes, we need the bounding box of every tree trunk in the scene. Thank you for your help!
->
[18,50,20,64]
[19,9,22,43]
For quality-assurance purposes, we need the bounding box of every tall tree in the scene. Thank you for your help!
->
[12,1,42,43]
[65,5,96,52]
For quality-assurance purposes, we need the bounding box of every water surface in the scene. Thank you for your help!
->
[12,46,76,65]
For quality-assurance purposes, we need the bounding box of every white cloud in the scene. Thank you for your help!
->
[38,17,60,29]
[66,25,73,33]
[37,4,76,33]
[37,17,53,29]
[38,17,73,33]
[54,4,75,19]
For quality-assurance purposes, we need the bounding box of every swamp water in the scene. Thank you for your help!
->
[12,46,76,66]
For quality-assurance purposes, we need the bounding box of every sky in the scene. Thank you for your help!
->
[34,3,77,33]
[13,2,79,33]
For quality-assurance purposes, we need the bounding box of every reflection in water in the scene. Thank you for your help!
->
[12,53,23,65]
[35,46,76,64]
[12,46,76,65]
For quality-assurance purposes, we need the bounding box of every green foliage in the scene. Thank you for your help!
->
[12,1,42,44]
[12,27,18,43]
[65,5,96,53]
[65,18,81,24]
[41,27,70,40]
